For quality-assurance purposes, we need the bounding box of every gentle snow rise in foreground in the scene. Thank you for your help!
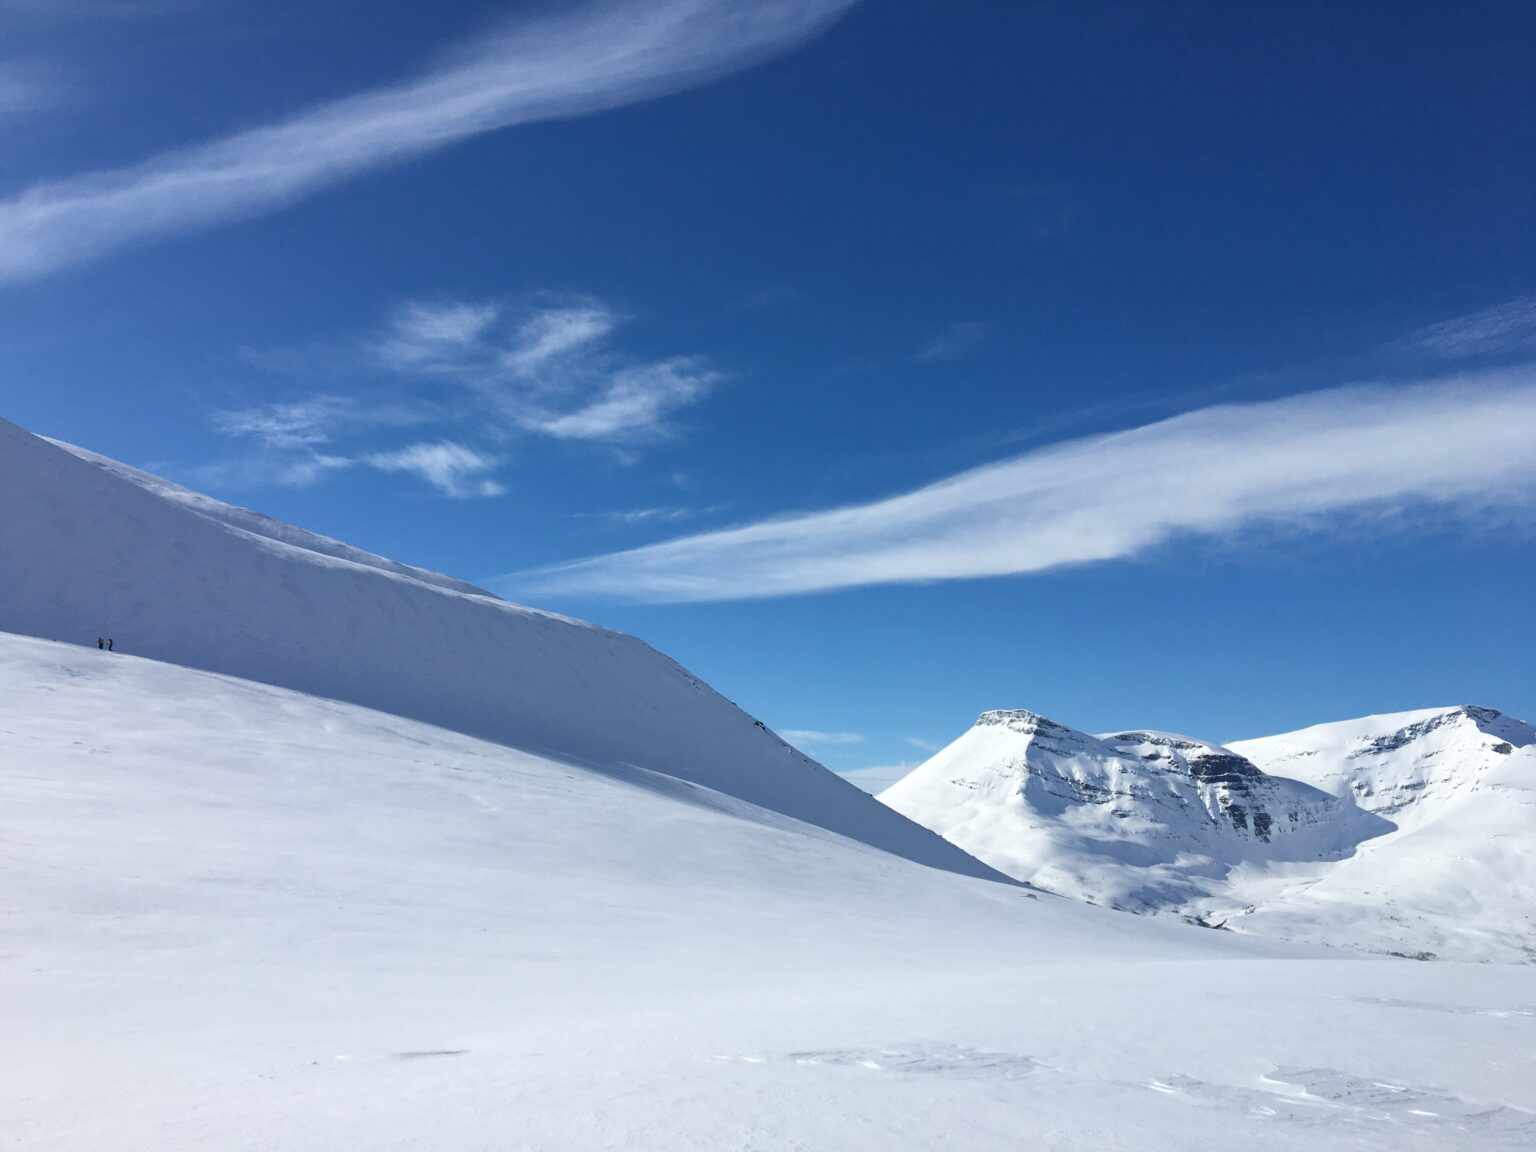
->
[6,633,1536,1151]
[880,706,1536,963]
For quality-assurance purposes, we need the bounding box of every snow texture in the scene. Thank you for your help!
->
[5,632,1536,1150]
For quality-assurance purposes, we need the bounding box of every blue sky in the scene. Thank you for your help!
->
[3,0,1535,791]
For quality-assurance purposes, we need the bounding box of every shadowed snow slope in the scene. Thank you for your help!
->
[7,632,1536,1150]
[0,416,992,880]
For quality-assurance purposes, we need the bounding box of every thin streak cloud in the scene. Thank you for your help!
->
[1410,297,1536,359]
[503,370,1536,603]
[0,0,855,283]
[781,729,865,746]
[0,59,67,117]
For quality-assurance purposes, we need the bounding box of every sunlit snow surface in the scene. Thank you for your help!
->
[882,706,1535,963]
[4,634,1536,1150]
[0,416,992,882]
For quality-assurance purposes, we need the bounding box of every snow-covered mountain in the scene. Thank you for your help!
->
[1230,705,1534,821]
[879,709,1388,914]
[5,417,1536,1147]
[881,704,1536,961]
[1220,707,1536,962]
[0,416,991,880]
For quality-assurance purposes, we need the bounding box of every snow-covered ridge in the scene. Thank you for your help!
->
[1232,704,1533,821]
[0,415,997,881]
[48,437,497,598]
[884,702,1536,961]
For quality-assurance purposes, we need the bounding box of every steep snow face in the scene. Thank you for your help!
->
[8,632,1536,1151]
[0,417,994,880]
[1230,705,1536,824]
[878,710,1378,914]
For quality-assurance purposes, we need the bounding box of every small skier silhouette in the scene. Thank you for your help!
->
[97,638,104,649]
[107,638,114,652]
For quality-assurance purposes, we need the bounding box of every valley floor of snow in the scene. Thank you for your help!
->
[5,632,1535,1151]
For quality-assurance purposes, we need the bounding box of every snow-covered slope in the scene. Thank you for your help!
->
[882,705,1536,962]
[1230,705,1535,821]
[0,416,991,880]
[7,632,1535,1151]
[879,709,1386,913]
[1218,708,1536,962]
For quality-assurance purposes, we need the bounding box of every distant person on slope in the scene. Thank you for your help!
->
[107,638,114,652]
[97,638,104,649]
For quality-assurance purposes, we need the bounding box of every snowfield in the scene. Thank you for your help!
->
[6,633,1536,1151]
[2,416,1535,1148]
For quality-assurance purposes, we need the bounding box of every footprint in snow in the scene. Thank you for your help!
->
[1145,1067,1536,1148]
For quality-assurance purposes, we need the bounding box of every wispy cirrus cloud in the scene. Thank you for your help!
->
[917,320,987,362]
[206,293,718,496]
[836,762,918,795]
[372,302,502,372]
[595,506,699,525]
[504,368,1536,603]
[185,449,354,492]
[583,502,730,525]
[366,441,505,499]
[211,394,430,450]
[1409,297,1536,360]
[369,295,720,444]
[0,59,68,117]
[0,0,856,284]
[782,729,865,747]
[529,358,718,441]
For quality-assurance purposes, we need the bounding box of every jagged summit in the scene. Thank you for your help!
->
[976,708,1068,731]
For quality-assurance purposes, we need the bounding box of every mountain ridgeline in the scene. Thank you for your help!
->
[882,705,1536,962]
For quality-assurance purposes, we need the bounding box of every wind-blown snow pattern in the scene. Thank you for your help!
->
[6,632,1536,1150]
[0,416,992,881]
[882,705,1536,962]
